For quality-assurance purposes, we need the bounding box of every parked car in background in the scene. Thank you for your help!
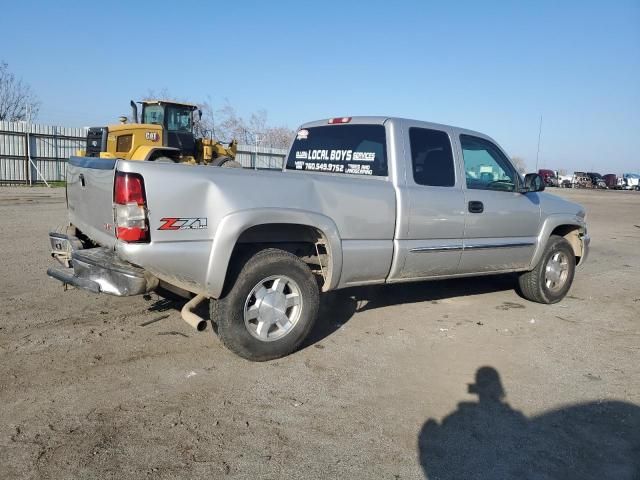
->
[538,169,559,187]
[586,172,607,189]
[622,173,640,190]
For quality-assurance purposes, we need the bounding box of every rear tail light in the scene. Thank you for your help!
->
[114,172,149,243]
[328,117,352,124]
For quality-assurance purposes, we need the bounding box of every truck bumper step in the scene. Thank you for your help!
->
[47,267,101,293]
[47,247,158,296]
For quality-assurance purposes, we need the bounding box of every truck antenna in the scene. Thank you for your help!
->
[535,115,543,171]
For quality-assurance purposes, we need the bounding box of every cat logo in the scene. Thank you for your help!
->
[145,132,159,142]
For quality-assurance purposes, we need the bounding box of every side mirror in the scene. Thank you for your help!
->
[522,173,545,193]
[198,109,203,120]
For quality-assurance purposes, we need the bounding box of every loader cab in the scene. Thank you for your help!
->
[140,100,198,156]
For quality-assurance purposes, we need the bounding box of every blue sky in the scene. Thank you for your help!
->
[2,0,638,173]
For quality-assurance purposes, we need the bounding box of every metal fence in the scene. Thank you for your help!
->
[0,121,87,184]
[235,145,288,170]
[0,120,288,184]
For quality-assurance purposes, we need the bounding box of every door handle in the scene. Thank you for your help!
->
[79,173,86,188]
[468,201,484,213]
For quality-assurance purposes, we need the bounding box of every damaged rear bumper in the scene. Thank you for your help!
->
[47,247,158,296]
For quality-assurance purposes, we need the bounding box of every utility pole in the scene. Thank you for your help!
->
[535,115,543,171]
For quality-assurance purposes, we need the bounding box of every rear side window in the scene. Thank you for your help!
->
[286,124,387,176]
[409,128,455,187]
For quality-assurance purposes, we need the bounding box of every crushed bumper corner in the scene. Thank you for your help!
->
[47,247,158,296]
[47,267,101,293]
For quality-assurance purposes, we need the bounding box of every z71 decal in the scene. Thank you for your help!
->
[158,217,208,230]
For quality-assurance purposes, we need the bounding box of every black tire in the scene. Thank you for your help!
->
[518,235,576,304]
[211,156,242,168]
[211,248,319,361]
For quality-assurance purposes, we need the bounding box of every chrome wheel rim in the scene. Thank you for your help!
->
[544,251,569,292]
[243,275,302,342]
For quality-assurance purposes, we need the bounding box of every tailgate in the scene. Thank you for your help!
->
[66,156,117,248]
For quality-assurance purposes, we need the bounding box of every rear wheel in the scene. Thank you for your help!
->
[211,249,319,361]
[518,235,575,304]
[211,156,242,168]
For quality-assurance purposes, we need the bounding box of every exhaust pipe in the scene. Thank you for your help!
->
[181,294,208,331]
[130,100,138,123]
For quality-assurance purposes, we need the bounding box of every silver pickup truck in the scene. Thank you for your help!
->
[48,116,590,361]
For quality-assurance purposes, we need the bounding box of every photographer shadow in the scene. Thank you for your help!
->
[418,367,640,479]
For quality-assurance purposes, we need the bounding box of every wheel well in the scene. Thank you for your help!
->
[230,223,331,290]
[551,225,583,263]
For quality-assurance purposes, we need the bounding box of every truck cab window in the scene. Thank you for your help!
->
[460,134,516,192]
[286,124,388,176]
[409,128,455,187]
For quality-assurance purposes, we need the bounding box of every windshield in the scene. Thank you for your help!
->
[142,105,164,125]
[166,105,193,132]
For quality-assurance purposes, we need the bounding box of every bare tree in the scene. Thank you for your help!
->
[141,88,172,102]
[0,61,40,121]
[510,156,528,174]
[193,99,216,139]
[261,126,296,150]
[213,101,251,143]
[212,101,294,149]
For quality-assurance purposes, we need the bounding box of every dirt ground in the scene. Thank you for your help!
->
[0,186,638,479]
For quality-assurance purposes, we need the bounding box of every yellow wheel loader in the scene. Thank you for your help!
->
[81,100,240,167]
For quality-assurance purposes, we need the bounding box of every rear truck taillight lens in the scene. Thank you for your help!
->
[328,117,352,124]
[114,172,149,243]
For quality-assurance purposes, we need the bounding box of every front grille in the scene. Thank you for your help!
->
[86,127,107,157]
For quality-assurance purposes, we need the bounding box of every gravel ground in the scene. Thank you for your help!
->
[0,186,638,479]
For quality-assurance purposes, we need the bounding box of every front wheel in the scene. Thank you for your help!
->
[518,235,576,304]
[211,249,319,361]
